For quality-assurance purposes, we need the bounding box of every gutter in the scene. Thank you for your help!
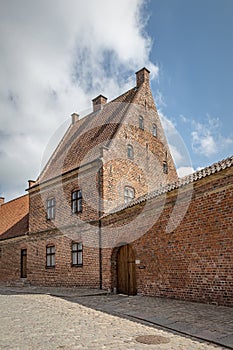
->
[98,158,103,290]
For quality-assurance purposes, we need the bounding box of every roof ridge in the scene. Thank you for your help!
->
[108,86,137,104]
[0,193,28,207]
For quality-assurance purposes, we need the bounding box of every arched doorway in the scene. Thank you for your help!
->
[117,244,137,295]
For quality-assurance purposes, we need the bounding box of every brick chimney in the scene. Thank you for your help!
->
[136,67,150,87]
[28,180,36,188]
[0,197,5,206]
[92,95,107,112]
[71,113,79,125]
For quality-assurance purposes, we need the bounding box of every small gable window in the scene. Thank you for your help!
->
[46,198,55,220]
[124,186,135,204]
[127,144,134,159]
[46,245,55,267]
[72,242,83,266]
[152,124,157,137]
[163,161,168,174]
[71,190,82,213]
[139,116,144,130]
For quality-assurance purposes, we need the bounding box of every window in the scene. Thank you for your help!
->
[72,242,83,266]
[46,198,55,220]
[46,245,55,267]
[124,187,135,204]
[127,144,134,159]
[71,190,82,213]
[152,124,157,137]
[139,116,144,130]
[163,161,168,174]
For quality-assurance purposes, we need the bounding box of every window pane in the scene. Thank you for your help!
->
[77,199,82,212]
[78,242,83,250]
[72,252,77,265]
[78,190,82,198]
[51,246,55,253]
[139,116,144,129]
[46,255,50,266]
[78,251,83,265]
[51,255,55,266]
[72,243,77,251]
[72,201,77,213]
[153,124,157,136]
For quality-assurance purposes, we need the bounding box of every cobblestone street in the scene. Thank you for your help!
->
[0,288,228,350]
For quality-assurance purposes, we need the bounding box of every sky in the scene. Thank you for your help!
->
[0,0,232,202]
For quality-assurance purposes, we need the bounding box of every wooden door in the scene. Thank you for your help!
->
[117,245,136,295]
[21,249,27,278]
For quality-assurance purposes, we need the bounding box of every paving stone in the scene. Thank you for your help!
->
[216,335,233,348]
[0,285,231,349]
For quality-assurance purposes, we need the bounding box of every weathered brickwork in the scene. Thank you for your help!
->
[0,229,100,288]
[101,166,233,306]
[29,161,101,233]
[102,71,177,213]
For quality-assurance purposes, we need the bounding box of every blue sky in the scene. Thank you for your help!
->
[147,0,233,170]
[0,0,232,202]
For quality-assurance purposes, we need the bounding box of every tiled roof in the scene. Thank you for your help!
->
[106,155,233,215]
[38,87,138,184]
[0,194,29,240]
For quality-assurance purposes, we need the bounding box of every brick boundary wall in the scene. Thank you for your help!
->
[102,165,233,306]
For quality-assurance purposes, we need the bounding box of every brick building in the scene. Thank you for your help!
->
[0,68,232,306]
[0,195,29,281]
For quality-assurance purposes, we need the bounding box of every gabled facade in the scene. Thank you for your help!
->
[28,68,177,234]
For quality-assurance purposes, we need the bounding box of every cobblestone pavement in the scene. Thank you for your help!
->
[67,294,233,349]
[0,286,232,350]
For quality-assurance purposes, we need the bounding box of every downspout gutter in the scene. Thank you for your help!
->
[98,158,103,290]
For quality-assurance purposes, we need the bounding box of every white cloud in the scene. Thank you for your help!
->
[192,130,217,156]
[159,110,193,172]
[177,167,195,177]
[0,0,158,201]
[191,116,233,157]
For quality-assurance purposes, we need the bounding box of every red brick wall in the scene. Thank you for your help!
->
[29,162,101,233]
[0,238,27,282]
[0,229,100,288]
[102,81,177,213]
[102,166,233,306]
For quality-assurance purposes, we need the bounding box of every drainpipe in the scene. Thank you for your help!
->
[98,158,103,290]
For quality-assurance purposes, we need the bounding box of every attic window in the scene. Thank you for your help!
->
[124,186,135,204]
[46,198,55,220]
[152,124,157,137]
[139,116,144,130]
[163,161,168,174]
[127,144,134,159]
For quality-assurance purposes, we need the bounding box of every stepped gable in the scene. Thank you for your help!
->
[38,87,138,184]
[106,155,233,214]
[0,194,29,240]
